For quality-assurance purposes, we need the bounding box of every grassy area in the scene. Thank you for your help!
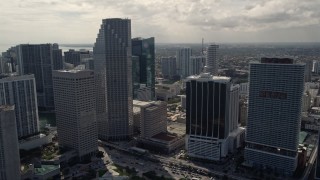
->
[99,169,107,177]
[41,143,60,160]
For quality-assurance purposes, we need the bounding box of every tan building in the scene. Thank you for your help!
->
[133,100,167,138]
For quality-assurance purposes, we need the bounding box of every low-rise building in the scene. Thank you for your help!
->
[133,100,185,153]
[155,83,180,101]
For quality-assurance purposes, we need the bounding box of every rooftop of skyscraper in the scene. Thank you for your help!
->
[186,73,231,82]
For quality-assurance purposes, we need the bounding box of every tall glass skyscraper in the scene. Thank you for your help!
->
[185,73,239,160]
[15,44,62,111]
[245,57,305,175]
[132,37,155,98]
[94,18,133,140]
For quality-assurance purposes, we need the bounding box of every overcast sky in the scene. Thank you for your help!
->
[1,0,320,47]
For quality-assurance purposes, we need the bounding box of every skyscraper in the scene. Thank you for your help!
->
[16,44,62,111]
[94,18,133,140]
[190,56,204,75]
[0,105,21,180]
[205,44,219,75]
[176,48,192,78]
[52,69,97,159]
[132,55,140,98]
[185,73,239,160]
[245,57,305,175]
[304,60,313,82]
[0,74,39,138]
[52,43,63,70]
[161,57,177,79]
[64,49,92,67]
[132,37,155,98]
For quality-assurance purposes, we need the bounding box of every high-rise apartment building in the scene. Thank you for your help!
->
[177,48,192,78]
[190,56,204,75]
[52,43,63,70]
[16,44,62,110]
[64,49,92,67]
[132,37,155,98]
[94,18,133,140]
[205,44,219,75]
[161,57,177,79]
[52,69,97,159]
[0,74,39,138]
[245,57,305,175]
[0,105,21,180]
[304,60,313,82]
[185,73,240,160]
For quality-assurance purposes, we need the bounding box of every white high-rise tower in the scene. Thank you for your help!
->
[205,44,219,75]
[53,69,98,159]
[245,57,305,175]
[93,18,133,140]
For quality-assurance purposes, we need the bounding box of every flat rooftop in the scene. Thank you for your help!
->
[152,132,176,142]
[167,122,186,136]
[133,100,153,107]
[299,131,308,144]
[186,73,231,83]
[56,69,90,73]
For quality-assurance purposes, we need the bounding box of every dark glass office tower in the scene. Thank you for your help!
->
[132,37,155,98]
[64,49,81,67]
[185,73,239,160]
[16,44,60,111]
[52,43,63,70]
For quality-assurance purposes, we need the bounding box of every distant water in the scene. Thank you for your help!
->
[59,44,93,52]
[0,44,94,54]
[2,42,320,54]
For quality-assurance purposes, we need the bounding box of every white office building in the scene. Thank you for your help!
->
[204,44,219,75]
[245,58,305,175]
[176,48,192,78]
[53,69,97,159]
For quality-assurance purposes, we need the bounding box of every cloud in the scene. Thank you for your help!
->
[0,0,320,48]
